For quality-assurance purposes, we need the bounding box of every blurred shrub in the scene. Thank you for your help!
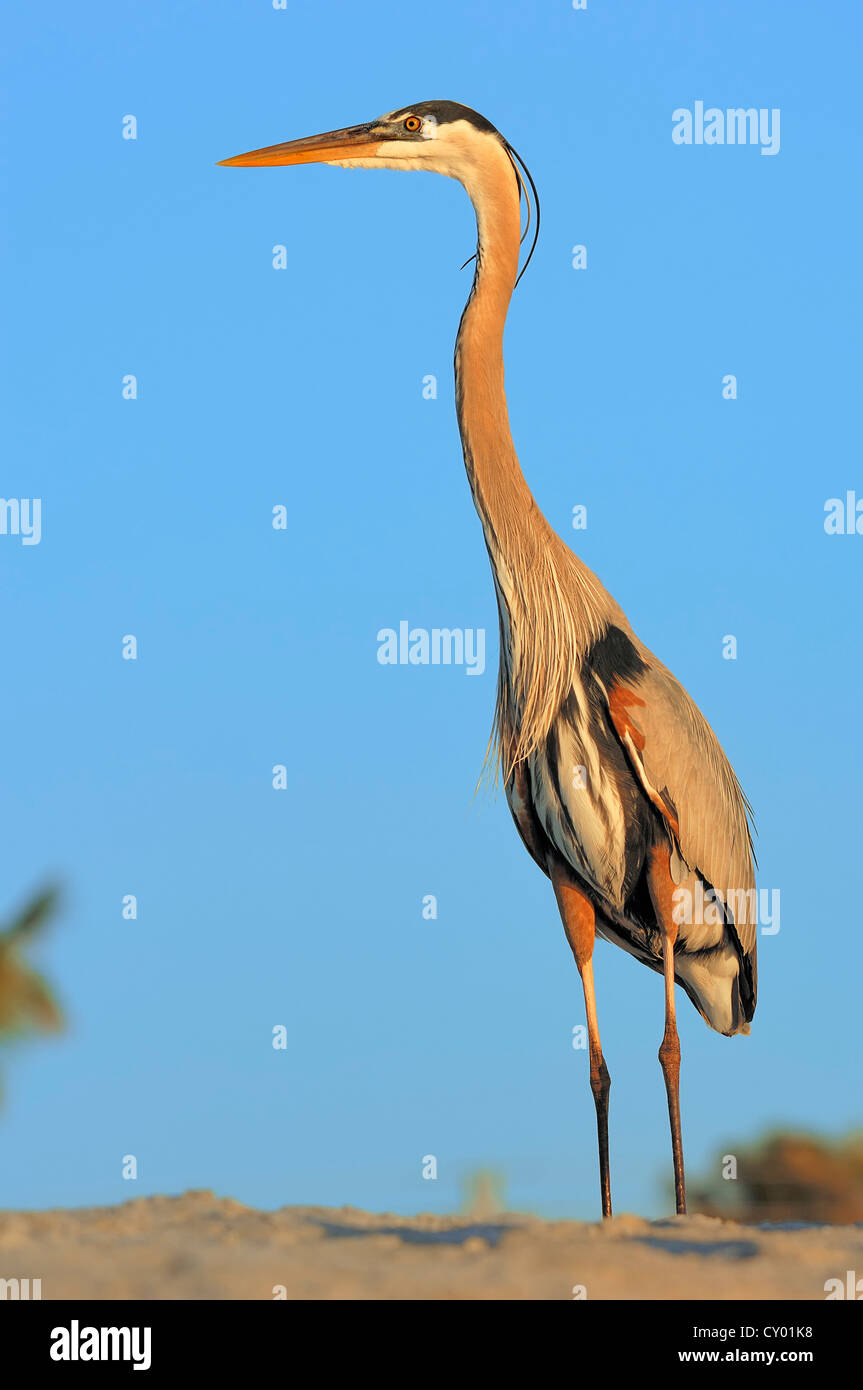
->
[0,887,63,1101]
[691,1131,863,1224]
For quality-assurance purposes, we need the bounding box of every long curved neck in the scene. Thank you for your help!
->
[452,145,613,778]
[454,150,541,574]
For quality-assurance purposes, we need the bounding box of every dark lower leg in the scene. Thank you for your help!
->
[659,941,686,1214]
[550,869,612,1218]
[581,955,612,1218]
[648,845,686,1215]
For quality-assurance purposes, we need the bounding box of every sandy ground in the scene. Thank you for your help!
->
[1,1190,861,1300]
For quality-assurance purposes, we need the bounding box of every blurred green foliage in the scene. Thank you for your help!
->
[0,887,63,1101]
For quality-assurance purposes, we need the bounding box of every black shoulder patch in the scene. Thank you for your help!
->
[586,625,648,688]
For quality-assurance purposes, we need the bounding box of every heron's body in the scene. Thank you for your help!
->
[221,99,757,1216]
[504,624,756,1039]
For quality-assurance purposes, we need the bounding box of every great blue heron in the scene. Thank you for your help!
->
[220,101,757,1217]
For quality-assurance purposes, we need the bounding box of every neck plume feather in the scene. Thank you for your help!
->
[453,143,614,784]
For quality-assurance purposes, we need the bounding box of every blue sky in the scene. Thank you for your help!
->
[1,0,860,1219]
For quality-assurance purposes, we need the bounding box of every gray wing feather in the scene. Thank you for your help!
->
[611,650,758,957]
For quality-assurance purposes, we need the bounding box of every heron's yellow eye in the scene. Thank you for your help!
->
[403,115,421,132]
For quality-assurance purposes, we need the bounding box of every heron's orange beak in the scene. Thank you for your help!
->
[218,123,384,168]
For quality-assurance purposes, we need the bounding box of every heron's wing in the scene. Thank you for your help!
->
[604,654,757,955]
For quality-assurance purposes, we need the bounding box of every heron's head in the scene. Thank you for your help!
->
[220,100,508,181]
[219,100,539,282]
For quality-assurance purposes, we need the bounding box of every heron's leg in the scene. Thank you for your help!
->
[647,844,686,1215]
[549,866,612,1218]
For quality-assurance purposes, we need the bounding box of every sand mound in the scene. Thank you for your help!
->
[1,1190,861,1299]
